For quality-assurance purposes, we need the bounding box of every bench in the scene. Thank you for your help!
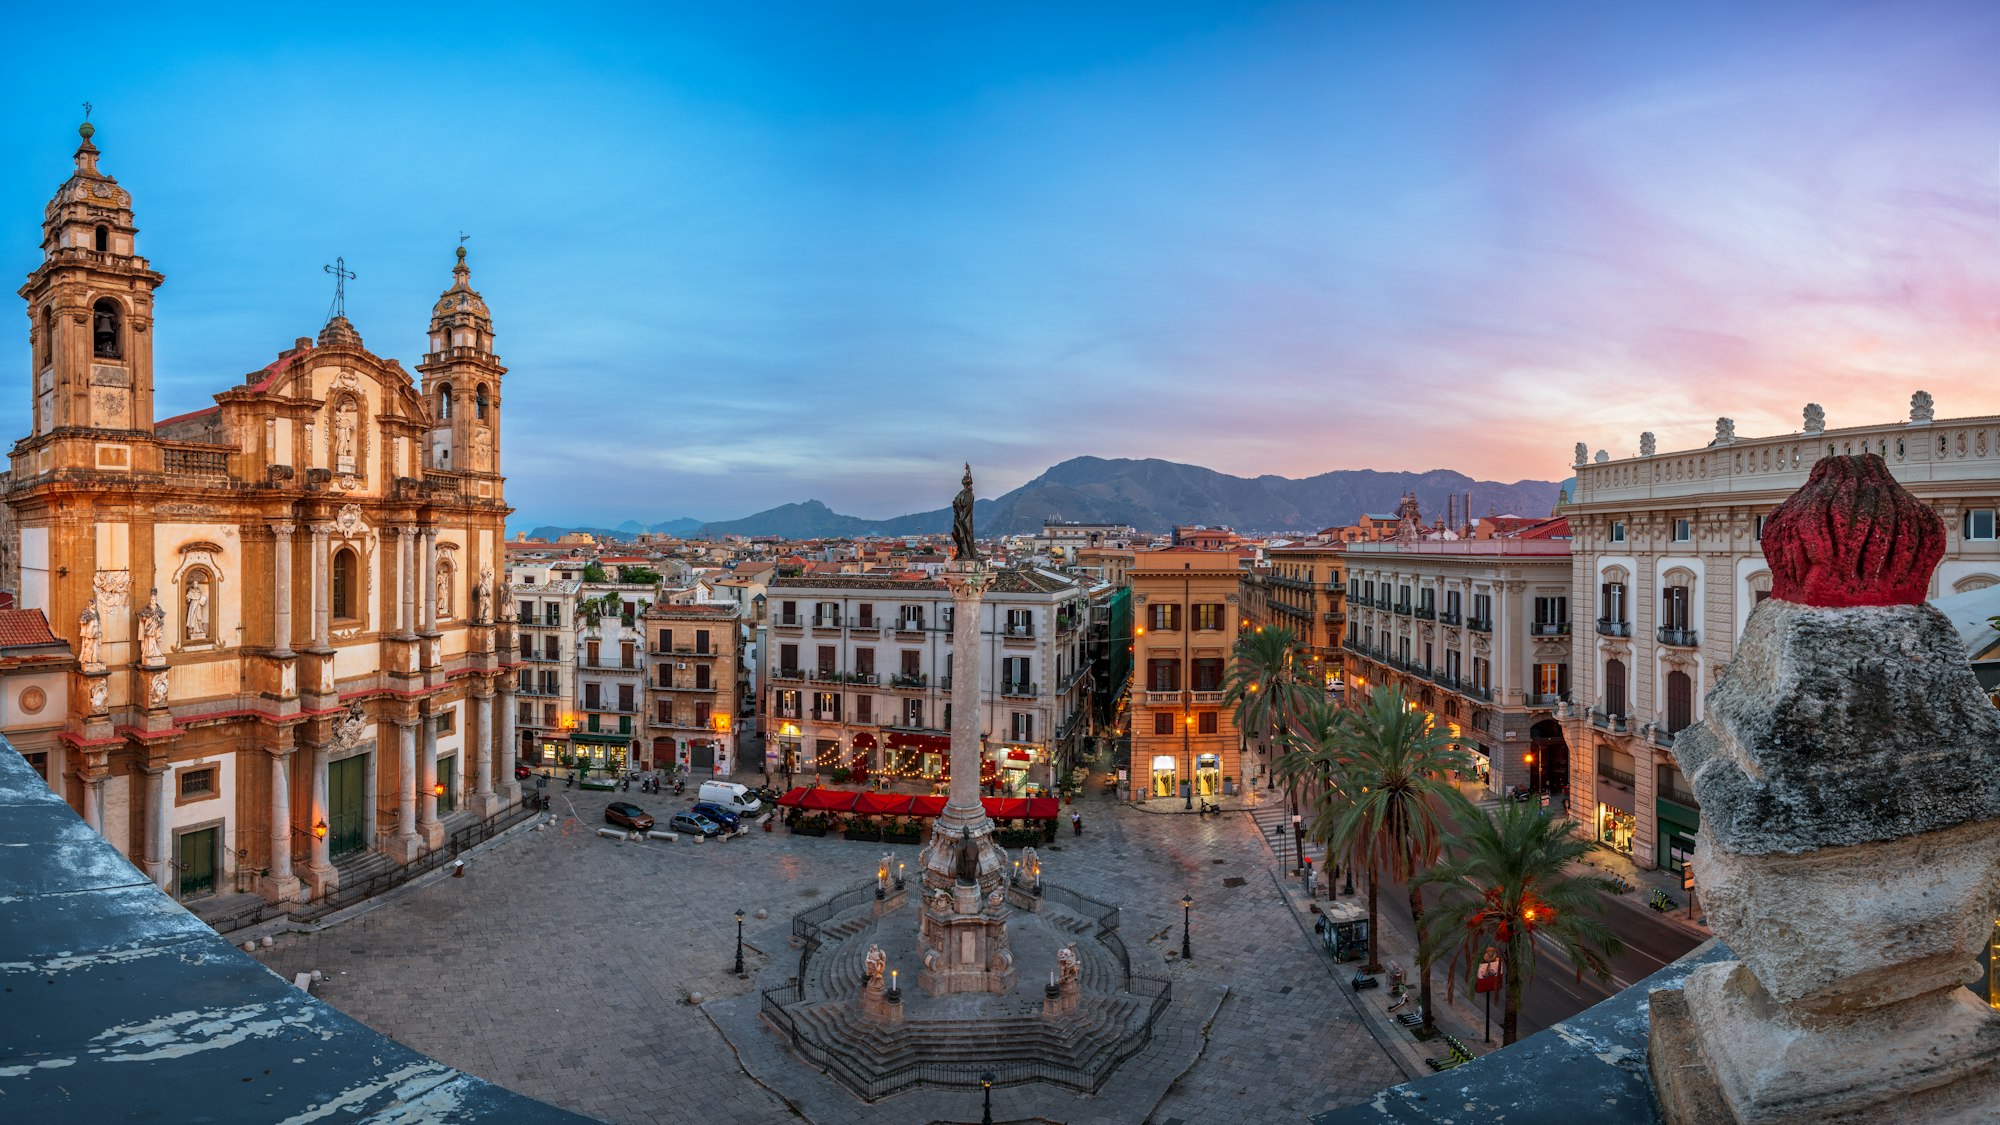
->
[292,973,313,994]
[646,830,679,843]
[1425,1034,1475,1071]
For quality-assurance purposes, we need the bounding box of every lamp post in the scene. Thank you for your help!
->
[733,908,746,976]
[980,1072,995,1125]
[1180,893,1193,960]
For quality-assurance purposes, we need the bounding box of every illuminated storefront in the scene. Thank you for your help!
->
[1150,754,1178,798]
[1195,752,1221,797]
[1597,803,1636,854]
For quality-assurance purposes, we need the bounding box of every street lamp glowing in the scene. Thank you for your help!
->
[312,818,328,839]
[433,782,446,797]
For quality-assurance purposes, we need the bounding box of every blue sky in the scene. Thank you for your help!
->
[5,2,2000,529]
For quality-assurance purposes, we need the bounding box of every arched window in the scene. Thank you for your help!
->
[94,225,109,253]
[332,547,359,621]
[1604,658,1627,717]
[475,384,489,419]
[92,298,122,360]
[1666,670,1693,733]
[436,384,452,421]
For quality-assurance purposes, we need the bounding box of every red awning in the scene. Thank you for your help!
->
[1026,797,1059,820]
[799,788,860,812]
[908,795,948,817]
[774,787,812,808]
[1004,748,1033,763]
[983,797,1030,820]
[853,792,914,816]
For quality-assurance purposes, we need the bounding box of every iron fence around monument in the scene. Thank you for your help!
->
[792,879,881,996]
[1038,880,1131,983]
[758,973,1174,1101]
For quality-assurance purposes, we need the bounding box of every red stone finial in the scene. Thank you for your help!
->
[1762,454,1943,608]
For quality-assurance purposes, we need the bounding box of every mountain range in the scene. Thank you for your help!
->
[522,457,1563,542]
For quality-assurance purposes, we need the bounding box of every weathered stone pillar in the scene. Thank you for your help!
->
[302,734,336,898]
[390,718,420,863]
[420,527,437,637]
[397,525,415,637]
[144,765,170,891]
[265,744,301,904]
[418,710,442,848]
[270,520,295,656]
[311,523,331,649]
[498,684,521,804]
[473,686,498,816]
[81,774,103,832]
[1651,455,2000,1124]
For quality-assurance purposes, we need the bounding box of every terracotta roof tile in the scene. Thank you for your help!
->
[0,609,64,650]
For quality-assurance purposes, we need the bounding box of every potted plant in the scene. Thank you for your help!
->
[883,817,922,844]
[793,813,829,837]
[845,816,882,842]
[830,766,852,785]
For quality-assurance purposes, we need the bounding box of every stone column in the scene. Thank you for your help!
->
[144,765,170,891]
[498,684,521,804]
[420,527,438,636]
[81,774,103,832]
[266,746,301,903]
[944,569,992,819]
[391,718,420,863]
[473,686,498,816]
[311,523,332,649]
[362,746,378,847]
[302,735,335,897]
[271,520,295,656]
[397,526,415,637]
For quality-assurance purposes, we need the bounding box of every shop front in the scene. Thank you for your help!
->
[1149,754,1177,799]
[1657,798,1700,873]
[570,732,630,775]
[1194,752,1221,798]
[1596,783,1636,855]
[999,746,1042,795]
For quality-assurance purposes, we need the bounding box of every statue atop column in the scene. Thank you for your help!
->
[951,464,980,564]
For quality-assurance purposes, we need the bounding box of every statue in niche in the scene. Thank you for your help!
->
[184,573,210,641]
[951,464,980,564]
[863,945,886,988]
[955,837,980,883]
[77,602,102,667]
[335,400,358,467]
[137,589,166,665]
[435,563,452,620]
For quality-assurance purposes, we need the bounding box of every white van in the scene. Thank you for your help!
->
[699,780,762,816]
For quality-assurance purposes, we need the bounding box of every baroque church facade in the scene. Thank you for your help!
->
[9,120,521,905]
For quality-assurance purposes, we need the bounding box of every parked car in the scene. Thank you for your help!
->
[670,811,721,837]
[514,762,534,781]
[605,802,655,832]
[699,780,763,816]
[690,801,742,830]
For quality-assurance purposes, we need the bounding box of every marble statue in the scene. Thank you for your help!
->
[476,566,494,623]
[184,574,210,641]
[950,464,980,564]
[1057,942,1081,988]
[1574,441,1588,466]
[1640,431,1657,457]
[77,603,101,667]
[137,589,165,665]
[336,400,358,464]
[435,563,451,619]
[1020,846,1040,887]
[863,944,886,988]
[1910,389,1935,423]
[1804,403,1826,433]
[1711,417,1736,446]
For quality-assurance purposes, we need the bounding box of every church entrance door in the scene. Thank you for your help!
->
[329,755,367,858]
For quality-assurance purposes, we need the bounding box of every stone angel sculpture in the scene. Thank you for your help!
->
[1057,942,1081,988]
[863,944,886,989]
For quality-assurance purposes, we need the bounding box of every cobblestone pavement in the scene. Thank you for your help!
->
[253,780,1404,1124]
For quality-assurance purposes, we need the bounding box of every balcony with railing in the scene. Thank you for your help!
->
[1463,683,1494,701]
[1002,623,1036,641]
[1595,618,1632,637]
[771,667,805,682]
[1414,605,1436,621]
[1467,615,1493,632]
[1531,621,1571,637]
[1529,692,1564,707]
[774,615,803,630]
[1597,763,1636,788]
[1590,709,1631,734]
[812,615,843,629]
[1438,610,1462,626]
[1657,625,1699,647]
[1000,681,1039,698]
[1393,601,1413,616]
[161,442,233,481]
[888,673,928,690]
[1189,690,1226,705]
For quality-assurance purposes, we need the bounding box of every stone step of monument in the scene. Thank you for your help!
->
[787,993,1150,1074]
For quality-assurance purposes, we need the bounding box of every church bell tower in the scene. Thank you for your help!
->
[415,246,503,475]
[19,118,163,438]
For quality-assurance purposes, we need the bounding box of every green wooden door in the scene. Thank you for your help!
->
[178,827,216,899]
[329,755,367,857]
[437,755,456,814]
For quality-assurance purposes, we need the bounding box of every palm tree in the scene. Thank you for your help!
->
[1415,797,1625,1045]
[1287,686,1468,1034]
[1222,625,1310,789]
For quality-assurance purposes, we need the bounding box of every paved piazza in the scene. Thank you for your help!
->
[253,782,1406,1124]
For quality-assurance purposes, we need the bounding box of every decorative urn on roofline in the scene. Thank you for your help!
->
[1650,454,2000,1124]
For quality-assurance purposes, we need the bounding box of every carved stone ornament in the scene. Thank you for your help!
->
[1574,441,1589,467]
[1763,455,1943,608]
[1640,431,1657,457]
[330,704,367,751]
[1803,403,1826,433]
[88,678,108,714]
[147,670,169,709]
[334,503,366,539]
[92,570,131,610]
[1711,417,1737,446]
[1909,389,1935,424]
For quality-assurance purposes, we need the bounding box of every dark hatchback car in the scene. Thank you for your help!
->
[689,801,741,830]
[670,811,721,837]
[605,802,655,832]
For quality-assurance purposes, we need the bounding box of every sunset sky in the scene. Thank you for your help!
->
[3,1,1998,527]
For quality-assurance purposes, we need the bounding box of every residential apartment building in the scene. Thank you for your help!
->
[1341,538,1573,799]
[1246,543,1347,690]
[509,565,579,765]
[1127,549,1246,803]
[645,602,743,776]
[760,569,1090,794]
[575,592,647,771]
[1562,401,2000,871]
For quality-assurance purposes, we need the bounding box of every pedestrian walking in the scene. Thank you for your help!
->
[1071,810,1083,837]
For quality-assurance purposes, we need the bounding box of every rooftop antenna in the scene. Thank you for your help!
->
[323,256,356,321]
